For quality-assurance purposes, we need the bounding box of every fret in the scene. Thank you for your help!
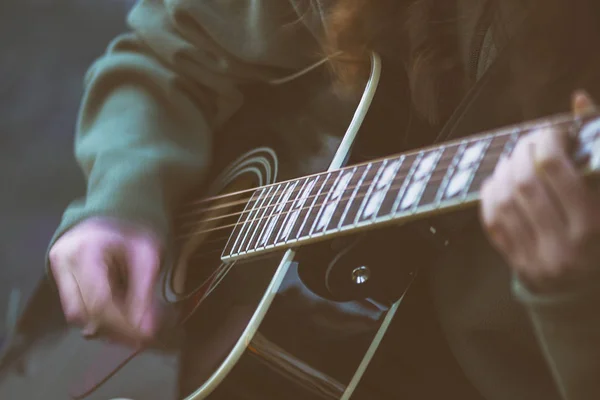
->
[467,133,512,195]
[312,168,356,235]
[376,153,419,218]
[284,174,328,243]
[238,184,278,254]
[442,137,492,201]
[394,149,442,214]
[417,144,461,209]
[357,157,404,224]
[308,170,345,237]
[390,152,424,215]
[278,176,319,243]
[341,161,384,227]
[256,181,295,248]
[353,160,389,225]
[225,188,267,256]
[353,160,388,226]
[432,141,468,204]
[329,164,371,231]
[460,136,493,198]
[299,173,337,239]
[261,179,303,248]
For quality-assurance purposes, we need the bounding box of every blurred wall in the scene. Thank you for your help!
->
[0,0,133,333]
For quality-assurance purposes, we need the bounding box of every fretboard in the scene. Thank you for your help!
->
[221,113,600,261]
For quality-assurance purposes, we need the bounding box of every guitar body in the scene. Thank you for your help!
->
[167,55,424,400]
[175,231,418,400]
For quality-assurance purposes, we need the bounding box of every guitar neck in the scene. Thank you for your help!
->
[221,113,599,261]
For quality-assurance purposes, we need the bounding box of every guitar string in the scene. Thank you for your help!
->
[173,161,500,243]
[174,114,577,211]
[175,137,512,225]
[177,115,585,225]
[173,160,499,258]
[177,137,511,216]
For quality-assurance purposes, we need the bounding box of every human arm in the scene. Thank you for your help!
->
[48,0,321,340]
[511,273,600,400]
[480,92,600,400]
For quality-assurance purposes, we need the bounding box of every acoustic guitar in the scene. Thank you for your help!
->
[3,50,599,400]
[77,50,600,400]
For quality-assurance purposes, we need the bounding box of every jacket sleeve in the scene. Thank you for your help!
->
[512,275,600,400]
[49,0,321,247]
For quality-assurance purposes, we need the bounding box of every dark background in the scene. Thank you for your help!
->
[0,0,133,340]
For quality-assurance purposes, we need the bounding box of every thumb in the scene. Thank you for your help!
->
[125,238,162,338]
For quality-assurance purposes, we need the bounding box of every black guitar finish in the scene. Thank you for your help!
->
[178,228,426,400]
[171,54,426,400]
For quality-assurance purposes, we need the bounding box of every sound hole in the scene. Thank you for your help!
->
[168,176,256,302]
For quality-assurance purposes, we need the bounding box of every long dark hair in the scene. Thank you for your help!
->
[321,0,599,124]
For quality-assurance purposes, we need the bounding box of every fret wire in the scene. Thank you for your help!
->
[434,141,468,206]
[256,181,292,248]
[337,164,371,231]
[221,189,261,255]
[440,136,493,203]
[240,185,276,254]
[290,173,330,244]
[268,180,298,244]
[353,160,388,226]
[308,170,344,238]
[236,185,275,254]
[301,172,338,238]
[278,177,317,244]
[411,149,444,213]
[417,145,456,209]
[360,156,405,223]
[391,151,425,215]
[374,153,417,219]
[314,167,358,235]
[460,135,494,200]
[266,178,306,248]
[244,184,281,252]
[373,156,405,220]
[228,188,266,255]
[323,166,359,232]
[468,133,514,195]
